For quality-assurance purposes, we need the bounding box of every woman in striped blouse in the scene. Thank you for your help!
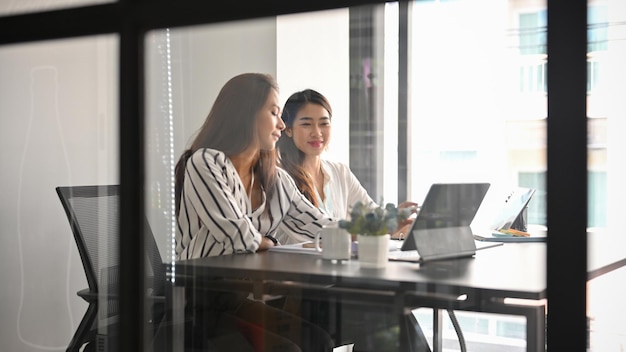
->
[173,73,335,352]
[175,73,334,260]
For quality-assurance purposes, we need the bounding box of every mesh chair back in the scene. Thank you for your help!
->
[56,185,167,351]
[57,185,165,295]
[57,186,120,309]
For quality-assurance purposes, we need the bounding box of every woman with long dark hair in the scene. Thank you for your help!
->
[175,74,333,259]
[174,74,335,352]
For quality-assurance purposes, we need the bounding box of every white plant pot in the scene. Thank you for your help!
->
[357,234,389,268]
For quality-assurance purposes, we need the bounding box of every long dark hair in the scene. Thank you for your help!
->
[277,89,332,207]
[175,73,280,215]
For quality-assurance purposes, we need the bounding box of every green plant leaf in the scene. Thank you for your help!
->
[338,201,410,236]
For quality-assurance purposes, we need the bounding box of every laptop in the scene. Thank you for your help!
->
[472,187,544,242]
[488,187,536,231]
[388,182,501,263]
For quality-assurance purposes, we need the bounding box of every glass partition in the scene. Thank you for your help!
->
[0,35,118,351]
[143,2,550,351]
[145,17,280,264]
[586,1,626,350]
[2,0,625,351]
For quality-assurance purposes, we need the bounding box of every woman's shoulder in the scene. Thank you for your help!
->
[276,166,296,183]
[321,159,352,177]
[321,158,350,170]
[190,148,227,164]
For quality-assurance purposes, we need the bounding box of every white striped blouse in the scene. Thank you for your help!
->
[176,148,333,260]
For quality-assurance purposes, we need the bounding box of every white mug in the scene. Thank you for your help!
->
[315,224,352,260]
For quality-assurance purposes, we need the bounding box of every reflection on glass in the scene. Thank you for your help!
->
[0,36,118,351]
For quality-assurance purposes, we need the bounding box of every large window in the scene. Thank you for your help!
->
[408,1,550,213]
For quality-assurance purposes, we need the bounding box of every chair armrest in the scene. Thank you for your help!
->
[77,288,98,303]
[77,287,164,304]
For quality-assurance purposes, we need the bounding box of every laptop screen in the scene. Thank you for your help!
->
[401,182,490,251]
[489,187,536,231]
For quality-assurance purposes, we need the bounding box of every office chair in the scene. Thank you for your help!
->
[56,185,170,352]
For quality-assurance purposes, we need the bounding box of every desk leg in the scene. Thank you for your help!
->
[498,300,546,352]
[432,309,443,352]
[171,286,186,351]
[526,305,546,352]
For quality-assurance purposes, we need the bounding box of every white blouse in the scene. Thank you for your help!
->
[276,159,376,244]
[317,159,377,219]
[176,148,333,259]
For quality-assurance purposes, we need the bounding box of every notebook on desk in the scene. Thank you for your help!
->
[388,182,502,263]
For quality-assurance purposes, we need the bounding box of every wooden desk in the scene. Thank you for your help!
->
[175,242,548,351]
[173,232,626,352]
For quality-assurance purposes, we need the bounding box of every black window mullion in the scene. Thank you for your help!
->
[119,2,146,351]
[546,0,588,350]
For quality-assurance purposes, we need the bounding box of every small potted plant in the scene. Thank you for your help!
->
[338,201,411,268]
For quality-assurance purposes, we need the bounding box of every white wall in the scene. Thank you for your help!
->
[277,8,351,165]
[145,18,279,263]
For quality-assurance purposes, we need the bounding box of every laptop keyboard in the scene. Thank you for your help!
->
[388,250,421,261]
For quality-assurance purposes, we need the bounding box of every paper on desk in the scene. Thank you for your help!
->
[333,343,354,352]
[267,241,321,255]
[388,239,404,251]
[473,225,547,242]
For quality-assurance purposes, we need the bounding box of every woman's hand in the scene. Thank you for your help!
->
[390,201,418,240]
[257,235,280,251]
[391,222,413,240]
[398,201,419,214]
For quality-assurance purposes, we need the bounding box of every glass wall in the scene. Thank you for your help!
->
[145,17,280,264]
[1,0,624,351]
[586,0,626,350]
[0,35,118,351]
[144,3,546,350]
[144,1,625,350]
